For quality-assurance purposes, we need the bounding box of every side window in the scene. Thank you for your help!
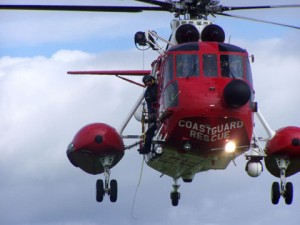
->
[163,55,174,87]
[176,54,199,78]
[220,55,244,79]
[164,81,178,108]
[245,57,253,85]
[150,60,158,79]
[203,54,217,77]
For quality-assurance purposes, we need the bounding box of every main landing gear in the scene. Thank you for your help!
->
[170,178,181,206]
[271,157,293,205]
[96,156,118,203]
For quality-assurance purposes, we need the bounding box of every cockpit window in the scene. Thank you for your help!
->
[163,54,174,87]
[245,57,253,85]
[220,55,244,79]
[164,81,178,107]
[203,54,217,77]
[176,54,199,78]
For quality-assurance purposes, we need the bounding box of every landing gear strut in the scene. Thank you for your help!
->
[96,156,118,203]
[271,157,293,205]
[170,178,180,206]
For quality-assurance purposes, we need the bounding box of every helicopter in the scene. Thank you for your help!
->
[1,0,300,207]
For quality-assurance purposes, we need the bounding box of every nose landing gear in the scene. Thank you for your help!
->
[170,178,180,206]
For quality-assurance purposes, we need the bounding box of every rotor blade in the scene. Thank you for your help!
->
[221,4,300,12]
[135,0,172,9]
[216,12,300,30]
[0,5,167,13]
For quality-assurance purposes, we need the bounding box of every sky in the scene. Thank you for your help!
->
[0,0,300,225]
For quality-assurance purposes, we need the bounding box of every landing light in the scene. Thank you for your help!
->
[154,145,163,155]
[225,141,236,153]
[183,142,192,151]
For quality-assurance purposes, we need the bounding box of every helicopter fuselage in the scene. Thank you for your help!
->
[146,41,255,180]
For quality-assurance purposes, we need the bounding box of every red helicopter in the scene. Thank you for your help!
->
[2,0,300,206]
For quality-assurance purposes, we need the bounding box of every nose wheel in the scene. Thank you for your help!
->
[96,166,118,203]
[170,178,180,206]
[271,158,293,205]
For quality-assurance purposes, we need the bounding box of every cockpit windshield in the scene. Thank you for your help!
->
[176,54,199,78]
[162,51,252,85]
[203,54,218,77]
[220,55,244,79]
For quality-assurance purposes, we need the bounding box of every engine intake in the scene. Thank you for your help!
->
[175,24,200,44]
[201,24,225,42]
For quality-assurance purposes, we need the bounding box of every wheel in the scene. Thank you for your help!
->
[284,182,293,205]
[271,182,280,205]
[96,179,104,202]
[170,192,180,206]
[109,179,118,202]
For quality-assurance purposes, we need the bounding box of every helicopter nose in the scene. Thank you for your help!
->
[223,79,252,108]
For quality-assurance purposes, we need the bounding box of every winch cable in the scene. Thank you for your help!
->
[130,155,145,219]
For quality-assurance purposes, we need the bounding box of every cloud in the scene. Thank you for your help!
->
[1,36,300,225]
[246,35,300,129]
[0,1,300,225]
[0,1,172,52]
[0,50,139,225]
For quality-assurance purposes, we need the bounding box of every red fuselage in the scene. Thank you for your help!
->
[147,41,255,178]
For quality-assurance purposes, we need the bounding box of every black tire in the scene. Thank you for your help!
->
[284,182,293,205]
[96,179,104,202]
[271,182,280,205]
[110,179,118,203]
[170,192,180,206]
